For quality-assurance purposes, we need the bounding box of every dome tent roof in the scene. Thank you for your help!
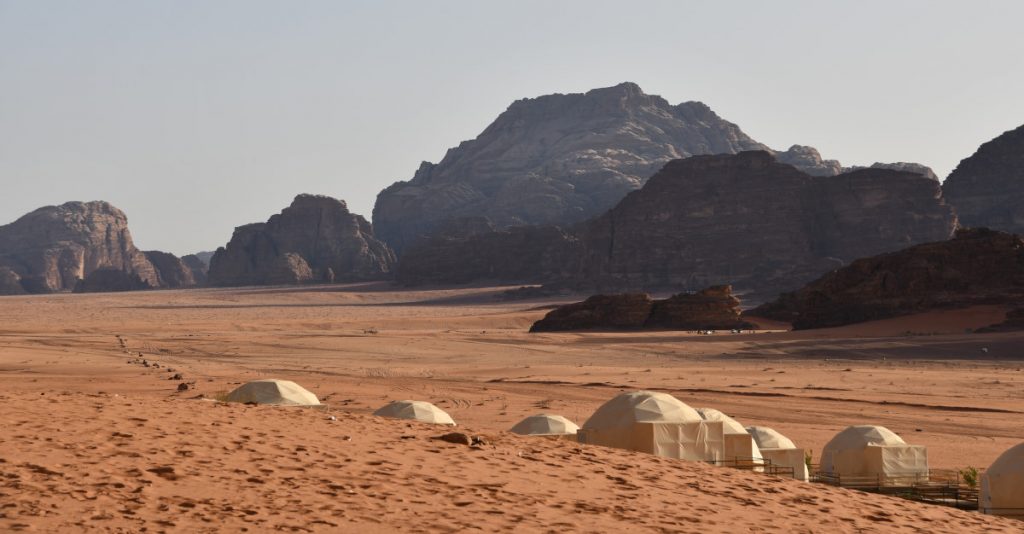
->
[373,400,456,425]
[746,426,798,449]
[823,425,906,452]
[695,407,748,434]
[510,414,580,436]
[583,391,701,430]
[224,379,320,406]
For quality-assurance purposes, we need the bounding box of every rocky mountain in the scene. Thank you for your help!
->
[374,83,851,253]
[943,123,1024,234]
[572,151,957,298]
[750,228,1024,330]
[529,285,751,332]
[207,194,396,287]
[0,201,161,294]
[398,151,957,301]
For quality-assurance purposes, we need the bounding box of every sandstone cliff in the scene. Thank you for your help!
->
[573,151,957,299]
[751,228,1024,329]
[0,201,160,293]
[943,123,1024,234]
[208,195,395,287]
[374,83,846,252]
[529,285,750,332]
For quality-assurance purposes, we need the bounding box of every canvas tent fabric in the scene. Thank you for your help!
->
[696,408,762,466]
[820,425,928,484]
[510,414,580,436]
[373,400,456,425]
[746,426,797,450]
[577,391,725,461]
[224,379,320,406]
[744,426,807,481]
[981,442,1024,518]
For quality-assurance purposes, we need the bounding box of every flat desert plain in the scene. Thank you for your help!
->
[1,284,1023,533]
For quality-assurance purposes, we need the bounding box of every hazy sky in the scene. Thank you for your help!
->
[2,1,1023,254]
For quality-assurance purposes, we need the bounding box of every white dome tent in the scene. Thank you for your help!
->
[820,425,927,486]
[224,379,320,406]
[696,408,762,468]
[576,391,724,461]
[746,425,809,481]
[373,400,456,425]
[981,442,1024,519]
[510,414,580,437]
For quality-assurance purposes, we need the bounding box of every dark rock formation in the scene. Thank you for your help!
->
[396,219,580,286]
[180,254,209,286]
[751,228,1024,330]
[645,286,753,330]
[73,268,152,293]
[374,83,844,252]
[943,124,1024,234]
[144,251,199,289]
[0,201,159,293]
[573,151,957,299]
[207,194,395,287]
[867,162,938,180]
[529,285,750,332]
[529,293,654,332]
[398,151,958,299]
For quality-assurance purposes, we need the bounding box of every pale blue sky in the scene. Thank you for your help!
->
[2,1,1023,254]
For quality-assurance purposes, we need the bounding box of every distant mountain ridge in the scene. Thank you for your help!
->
[373,82,935,253]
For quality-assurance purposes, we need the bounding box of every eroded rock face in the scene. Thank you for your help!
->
[751,228,1024,329]
[73,268,152,293]
[529,285,750,332]
[144,251,198,289]
[207,194,395,286]
[180,254,209,286]
[396,220,580,286]
[573,151,957,299]
[0,201,159,293]
[943,124,1024,234]
[374,83,844,252]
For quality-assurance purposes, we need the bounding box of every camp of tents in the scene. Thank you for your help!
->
[219,379,1024,518]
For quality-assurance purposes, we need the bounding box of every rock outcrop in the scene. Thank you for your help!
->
[751,228,1024,329]
[144,250,200,289]
[943,124,1024,234]
[208,194,395,287]
[374,83,844,252]
[0,266,26,295]
[572,151,957,299]
[530,294,655,332]
[976,308,1024,333]
[0,201,160,293]
[529,285,750,332]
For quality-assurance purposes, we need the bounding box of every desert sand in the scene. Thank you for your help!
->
[2,283,1023,532]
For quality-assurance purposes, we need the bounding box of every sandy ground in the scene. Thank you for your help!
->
[1,283,1023,532]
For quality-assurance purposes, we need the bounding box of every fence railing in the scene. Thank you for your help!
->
[706,456,796,479]
[811,469,980,511]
